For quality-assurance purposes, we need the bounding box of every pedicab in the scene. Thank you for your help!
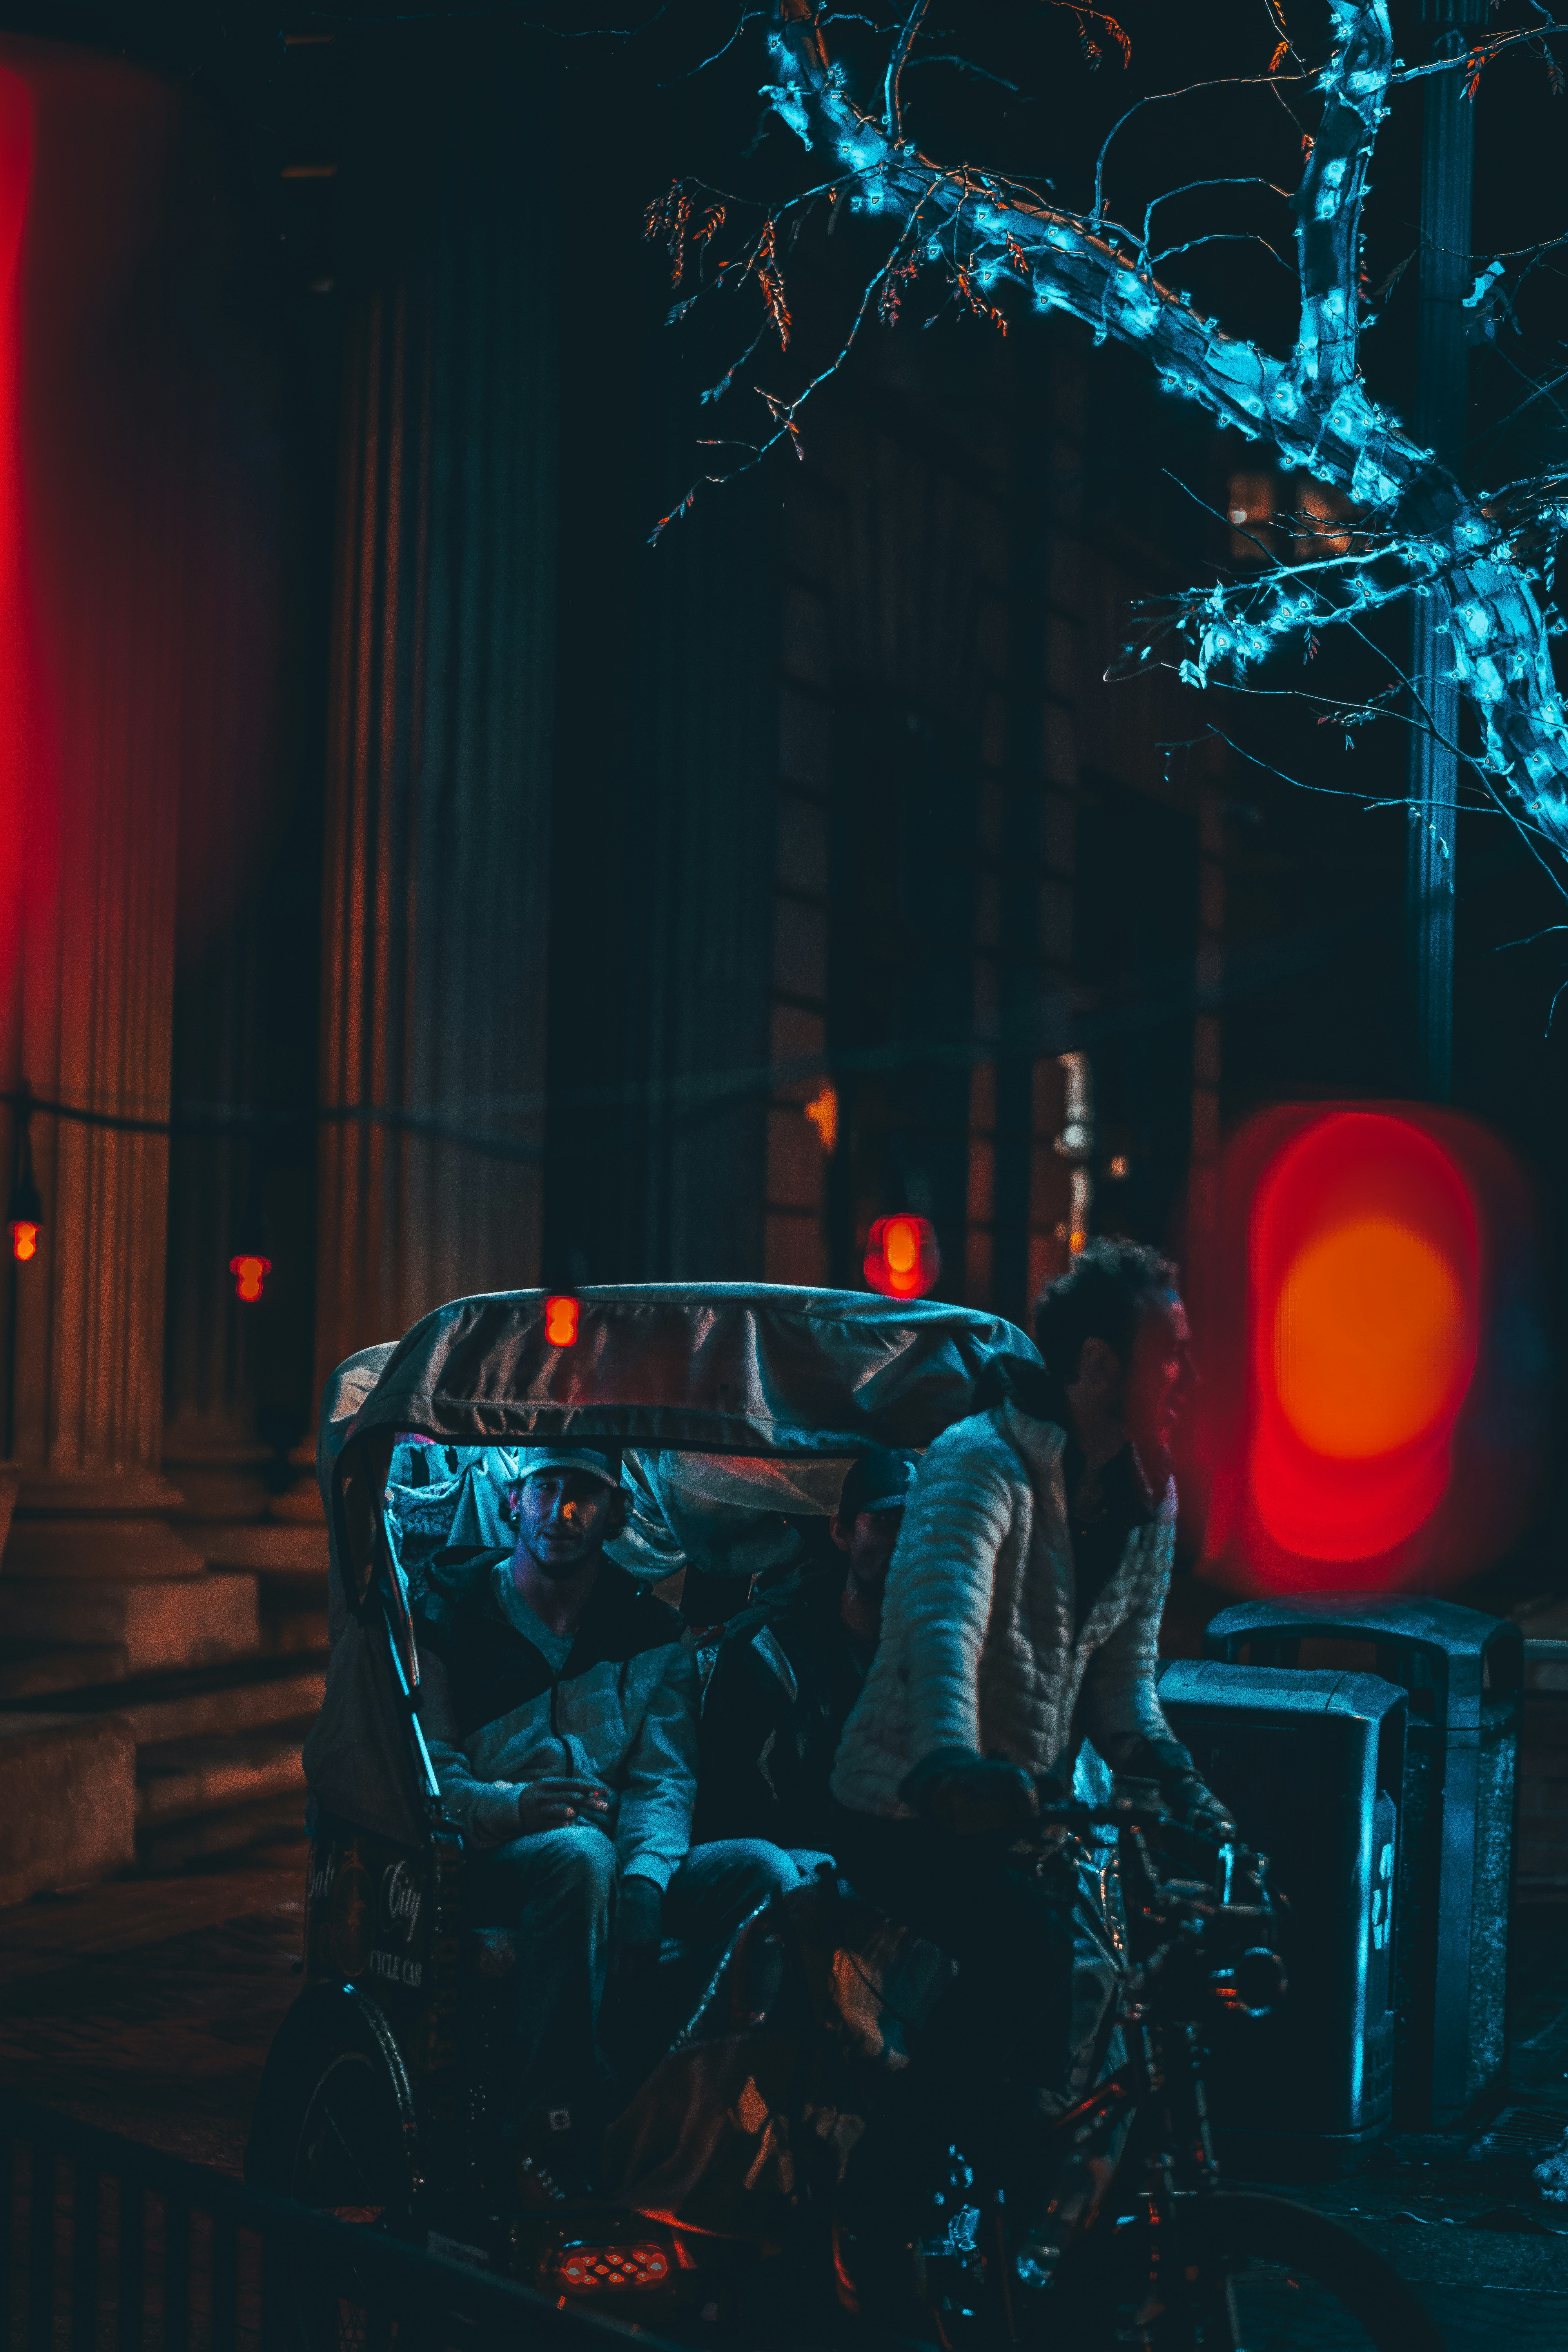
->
[247,1283,1437,2352]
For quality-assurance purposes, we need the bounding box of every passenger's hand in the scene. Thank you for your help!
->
[612,1874,663,1982]
[914,1756,1039,1838]
[513,1777,613,1837]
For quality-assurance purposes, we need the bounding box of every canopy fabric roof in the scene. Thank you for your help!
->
[338,1283,1038,1458]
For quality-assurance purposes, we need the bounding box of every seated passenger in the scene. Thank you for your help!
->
[694,1448,915,1866]
[412,1443,795,2180]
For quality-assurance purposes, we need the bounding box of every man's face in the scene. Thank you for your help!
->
[515,1471,623,1579]
[831,1507,904,1591]
[1125,1290,1194,1470]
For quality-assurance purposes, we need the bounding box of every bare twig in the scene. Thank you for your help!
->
[883,0,932,137]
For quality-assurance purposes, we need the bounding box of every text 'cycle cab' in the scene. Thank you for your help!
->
[245,1281,1439,2352]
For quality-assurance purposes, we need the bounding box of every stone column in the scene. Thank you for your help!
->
[161,915,274,1535]
[313,86,560,1390]
[0,46,259,1670]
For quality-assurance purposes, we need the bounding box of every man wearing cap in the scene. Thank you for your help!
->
[695,1446,916,1863]
[412,1443,797,2180]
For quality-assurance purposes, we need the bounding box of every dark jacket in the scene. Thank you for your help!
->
[696,1573,871,1853]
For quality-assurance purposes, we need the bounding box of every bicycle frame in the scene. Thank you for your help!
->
[912,1815,1279,2343]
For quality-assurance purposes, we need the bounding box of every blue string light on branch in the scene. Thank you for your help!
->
[659,2,1568,858]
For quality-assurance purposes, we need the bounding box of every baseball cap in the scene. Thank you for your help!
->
[515,1443,623,1491]
[837,1448,916,1521]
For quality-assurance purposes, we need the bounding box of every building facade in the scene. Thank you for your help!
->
[0,16,1338,1883]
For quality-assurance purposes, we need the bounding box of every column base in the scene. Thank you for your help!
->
[4,1470,202,1581]
[0,1713,137,1905]
[0,1463,17,1561]
[162,1431,275,1524]
[161,1425,325,1573]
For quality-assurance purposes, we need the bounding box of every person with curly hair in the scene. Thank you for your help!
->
[829,1238,1232,2131]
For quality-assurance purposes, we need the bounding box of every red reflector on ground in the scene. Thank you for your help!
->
[555,2244,670,2290]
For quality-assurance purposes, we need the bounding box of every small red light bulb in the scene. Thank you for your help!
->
[864,1215,940,1300]
[544,1294,580,1346]
[883,1218,920,1290]
[9,1220,38,1263]
[230,1252,271,1304]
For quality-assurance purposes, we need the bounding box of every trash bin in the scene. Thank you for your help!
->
[1203,1598,1522,2129]
[1158,1660,1406,2175]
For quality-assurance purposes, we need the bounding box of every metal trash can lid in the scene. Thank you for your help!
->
[1161,1657,1409,1728]
[1203,1596,1521,1726]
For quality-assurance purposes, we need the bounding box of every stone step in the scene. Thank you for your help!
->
[120,1663,326,1746]
[4,1648,329,1741]
[0,1712,136,1906]
[269,1483,327,1527]
[0,1571,260,1675]
[134,1716,314,1830]
[0,1641,129,1702]
[5,1637,324,1712]
[135,1791,308,1873]
[260,1600,330,1657]
[250,1561,330,1659]
[189,1522,328,1575]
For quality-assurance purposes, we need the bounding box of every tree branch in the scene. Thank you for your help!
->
[883,0,931,138]
[753,0,1568,845]
[1290,0,1392,402]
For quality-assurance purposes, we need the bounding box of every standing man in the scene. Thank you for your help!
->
[695,1446,916,1863]
[830,1241,1233,2140]
[413,1444,796,2183]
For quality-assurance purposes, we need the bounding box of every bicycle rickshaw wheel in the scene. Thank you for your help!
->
[288,2045,416,2352]
[1049,2189,1445,2352]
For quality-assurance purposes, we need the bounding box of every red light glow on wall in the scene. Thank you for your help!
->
[544,1294,580,1347]
[1192,1104,1546,1595]
[0,65,41,1015]
[229,1252,270,1304]
[864,1215,940,1300]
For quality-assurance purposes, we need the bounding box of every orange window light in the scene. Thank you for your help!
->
[9,1218,37,1262]
[804,1083,838,1153]
[544,1294,581,1347]
[229,1252,271,1304]
[864,1214,940,1300]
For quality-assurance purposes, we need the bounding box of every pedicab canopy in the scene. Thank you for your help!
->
[328,1284,1038,1605]
[305,1285,1037,1845]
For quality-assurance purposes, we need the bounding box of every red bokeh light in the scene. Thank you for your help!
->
[0,66,43,1018]
[9,1218,36,1262]
[544,1294,580,1346]
[864,1214,940,1299]
[1191,1104,1546,1596]
[229,1252,270,1304]
[1248,1114,1477,1562]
